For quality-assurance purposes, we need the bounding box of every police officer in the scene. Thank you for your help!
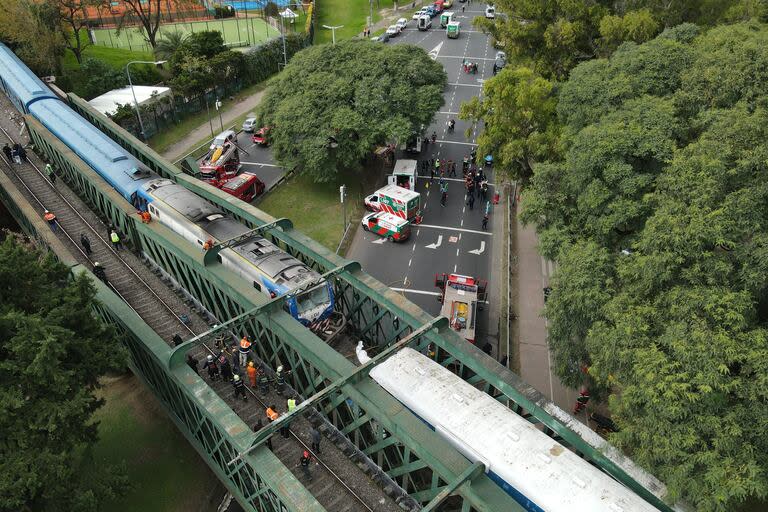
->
[287,395,297,413]
[299,450,312,481]
[232,374,247,401]
[275,365,286,396]
[203,354,220,381]
[257,368,270,395]
[219,351,233,382]
[92,262,107,283]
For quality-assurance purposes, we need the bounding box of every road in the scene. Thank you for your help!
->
[347,8,504,355]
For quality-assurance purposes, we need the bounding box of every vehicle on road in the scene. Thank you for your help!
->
[447,21,461,38]
[361,212,411,242]
[443,0,453,7]
[426,5,437,17]
[433,0,445,13]
[401,128,424,154]
[200,141,241,187]
[364,184,421,223]
[493,50,506,74]
[435,273,487,344]
[252,126,270,146]
[386,25,400,37]
[389,159,418,189]
[485,4,496,18]
[413,7,429,19]
[210,129,237,151]
[220,172,265,202]
[241,117,257,133]
[418,15,432,30]
[396,18,408,31]
[371,33,390,43]
[440,11,454,28]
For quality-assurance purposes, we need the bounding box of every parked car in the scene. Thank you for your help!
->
[396,18,408,31]
[210,129,236,150]
[242,117,257,133]
[386,25,400,37]
[485,5,496,18]
[493,50,506,74]
[371,33,390,43]
[252,126,271,146]
[413,7,429,19]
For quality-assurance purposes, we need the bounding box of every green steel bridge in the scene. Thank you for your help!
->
[0,91,678,512]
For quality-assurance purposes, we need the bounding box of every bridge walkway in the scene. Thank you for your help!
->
[0,102,404,512]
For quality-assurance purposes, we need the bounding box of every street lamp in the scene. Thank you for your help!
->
[125,60,166,141]
[322,24,344,45]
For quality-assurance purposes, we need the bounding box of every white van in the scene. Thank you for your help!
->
[485,5,495,18]
[418,14,432,31]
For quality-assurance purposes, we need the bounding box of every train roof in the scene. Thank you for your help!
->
[29,100,150,199]
[0,44,59,110]
[371,348,658,512]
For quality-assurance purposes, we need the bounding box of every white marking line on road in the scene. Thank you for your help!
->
[437,55,495,61]
[408,258,412,267]
[240,161,280,167]
[461,219,464,227]
[448,82,483,88]
[435,139,477,146]
[372,238,387,245]
[438,111,460,115]
[425,234,443,249]
[468,240,486,255]
[462,206,466,214]
[411,243,416,252]
[419,223,493,236]
[456,248,460,256]
[459,233,462,241]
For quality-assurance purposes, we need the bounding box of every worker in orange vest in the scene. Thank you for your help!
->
[246,361,257,387]
[238,335,252,367]
[43,210,57,231]
[266,405,279,422]
[140,210,151,224]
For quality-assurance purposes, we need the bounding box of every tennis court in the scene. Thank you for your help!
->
[91,16,287,52]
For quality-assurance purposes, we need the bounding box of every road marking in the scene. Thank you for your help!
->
[428,41,444,60]
[411,244,416,252]
[437,55,495,61]
[460,219,464,227]
[438,111,460,115]
[240,161,280,167]
[425,234,443,249]
[456,248,460,256]
[408,258,412,267]
[448,236,458,243]
[419,223,493,236]
[434,139,477,146]
[454,263,458,273]
[448,82,483,88]
[468,241,486,255]
[391,287,440,297]
[372,238,387,245]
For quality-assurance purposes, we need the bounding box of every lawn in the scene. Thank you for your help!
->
[83,374,220,512]
[257,168,373,252]
[315,0,398,44]
[92,16,281,52]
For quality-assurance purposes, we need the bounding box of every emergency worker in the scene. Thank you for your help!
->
[247,361,258,387]
[238,335,252,367]
[203,354,220,380]
[232,374,247,401]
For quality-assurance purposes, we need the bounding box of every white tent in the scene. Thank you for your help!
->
[88,85,171,116]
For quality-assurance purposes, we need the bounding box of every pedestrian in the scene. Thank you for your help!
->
[299,450,312,481]
[186,353,199,374]
[12,143,21,164]
[462,4,465,12]
[462,155,469,173]
[484,200,491,216]
[450,160,457,177]
[446,159,454,177]
[480,181,488,200]
[482,342,492,356]
[79,233,92,255]
[429,158,435,171]
[468,193,475,210]
[279,419,290,439]
[258,367,270,395]
[247,361,257,387]
[203,354,220,381]
[310,427,322,454]
[232,374,247,401]
[110,230,122,250]
[482,214,489,231]
[467,182,475,199]
[440,186,447,207]
[238,334,252,367]
[435,159,441,174]
[43,210,57,231]
[254,419,272,450]
[499,355,509,367]
[219,351,233,382]
[1,143,11,161]
[172,333,183,347]
[470,148,477,163]
[573,386,591,414]
[43,164,54,184]
[17,146,27,163]
[229,345,240,375]
[92,261,107,283]
[275,365,286,396]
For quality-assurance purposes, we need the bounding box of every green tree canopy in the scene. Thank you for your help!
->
[258,40,446,182]
[0,236,127,511]
[523,23,768,510]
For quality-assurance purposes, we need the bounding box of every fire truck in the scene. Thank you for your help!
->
[199,141,241,187]
[435,273,487,344]
[220,172,265,202]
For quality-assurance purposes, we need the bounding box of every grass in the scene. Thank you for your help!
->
[92,16,281,53]
[60,44,155,98]
[147,80,269,156]
[83,374,219,512]
[257,167,371,252]
[315,0,398,44]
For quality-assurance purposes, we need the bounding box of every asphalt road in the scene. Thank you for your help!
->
[347,8,501,350]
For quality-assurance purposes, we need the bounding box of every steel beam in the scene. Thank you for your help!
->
[421,462,485,512]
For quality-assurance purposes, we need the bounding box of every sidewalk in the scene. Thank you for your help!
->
[161,90,266,161]
[514,200,583,419]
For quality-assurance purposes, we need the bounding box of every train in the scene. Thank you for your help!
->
[369,348,659,512]
[0,44,334,326]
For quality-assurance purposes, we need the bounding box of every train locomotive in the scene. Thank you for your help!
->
[0,43,334,326]
[370,348,660,512]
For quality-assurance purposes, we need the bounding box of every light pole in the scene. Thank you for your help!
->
[279,10,288,67]
[215,98,224,131]
[125,60,166,141]
[322,24,344,45]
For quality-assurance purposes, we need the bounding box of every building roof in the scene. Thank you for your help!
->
[88,85,171,116]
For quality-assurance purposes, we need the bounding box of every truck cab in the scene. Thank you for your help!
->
[389,159,418,189]
[418,14,432,30]
[220,172,265,202]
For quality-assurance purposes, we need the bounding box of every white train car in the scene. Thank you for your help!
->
[370,348,659,512]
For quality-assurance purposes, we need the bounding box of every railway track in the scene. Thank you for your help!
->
[0,110,405,512]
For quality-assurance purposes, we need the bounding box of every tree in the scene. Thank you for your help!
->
[154,29,187,61]
[258,40,446,182]
[459,66,559,182]
[181,30,227,59]
[599,9,660,53]
[0,0,65,75]
[119,0,195,49]
[50,0,99,64]
[0,236,128,511]
[79,57,124,100]
[264,1,279,19]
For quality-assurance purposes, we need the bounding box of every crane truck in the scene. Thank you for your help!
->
[435,273,488,344]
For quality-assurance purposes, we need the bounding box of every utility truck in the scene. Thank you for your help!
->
[435,273,488,344]
[200,141,241,187]
[389,159,418,189]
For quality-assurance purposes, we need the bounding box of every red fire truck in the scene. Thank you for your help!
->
[220,172,265,202]
[435,273,487,344]
[199,141,241,187]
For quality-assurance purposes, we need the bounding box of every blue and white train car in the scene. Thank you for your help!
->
[0,45,58,113]
[370,348,659,512]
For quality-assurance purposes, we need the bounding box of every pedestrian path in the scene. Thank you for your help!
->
[162,90,266,162]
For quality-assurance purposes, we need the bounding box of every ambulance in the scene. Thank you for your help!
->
[389,159,418,189]
[440,11,454,28]
[447,21,461,38]
[362,212,411,242]
[364,184,421,222]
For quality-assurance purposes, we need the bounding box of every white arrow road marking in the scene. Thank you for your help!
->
[468,241,486,255]
[372,238,387,245]
[425,235,443,249]
[428,42,444,60]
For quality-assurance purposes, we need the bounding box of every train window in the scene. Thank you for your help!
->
[253,282,261,292]
[197,240,202,245]
[216,254,222,264]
